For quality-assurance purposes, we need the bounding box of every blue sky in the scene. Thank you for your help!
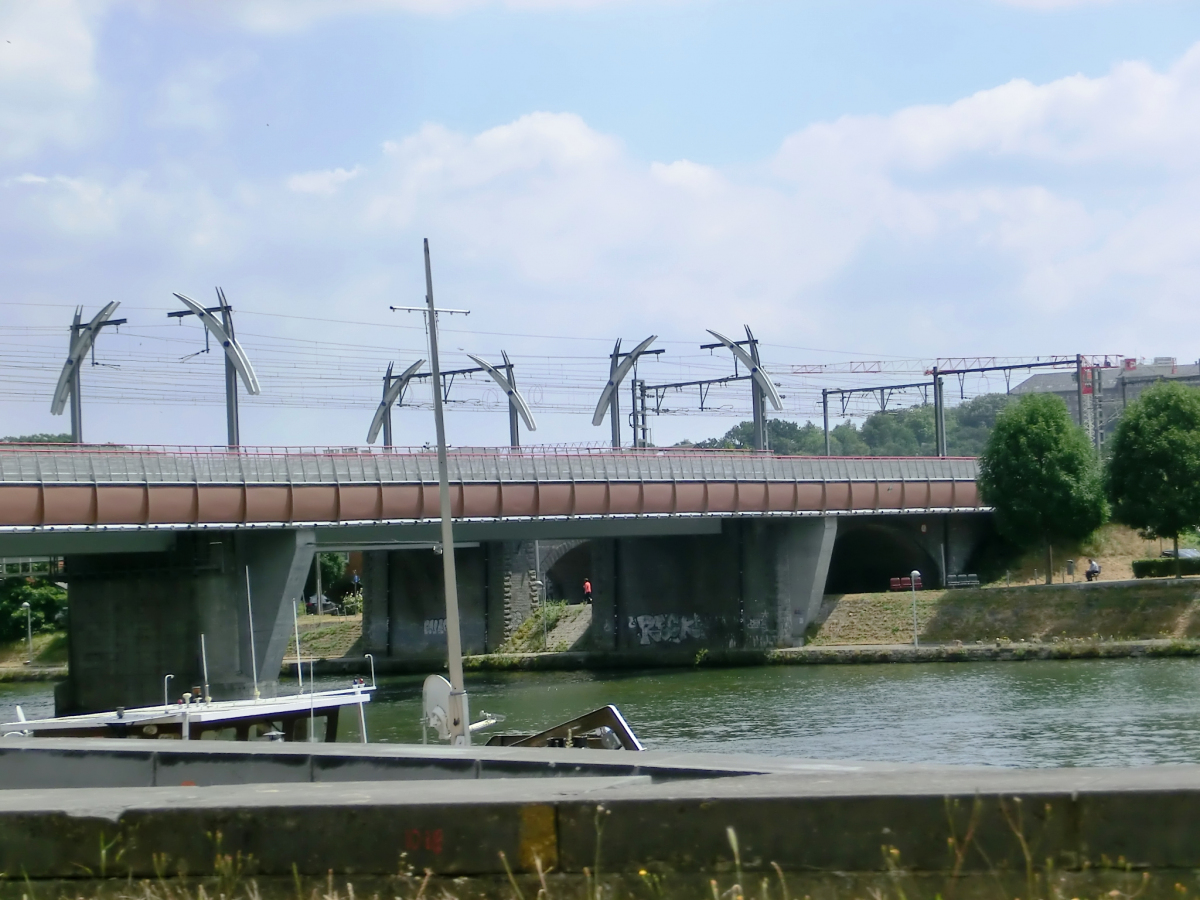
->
[3,0,1200,448]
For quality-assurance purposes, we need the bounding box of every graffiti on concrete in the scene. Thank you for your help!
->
[743,613,773,649]
[423,618,447,636]
[627,614,706,646]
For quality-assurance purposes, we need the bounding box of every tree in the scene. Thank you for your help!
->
[978,393,1107,583]
[304,552,348,603]
[0,578,66,642]
[949,393,1014,456]
[679,393,1013,458]
[1106,381,1200,576]
[1,434,71,444]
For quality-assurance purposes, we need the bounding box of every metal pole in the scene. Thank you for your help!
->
[506,362,520,449]
[69,311,82,444]
[750,336,765,451]
[291,602,304,691]
[424,238,470,746]
[910,570,920,648]
[609,344,622,449]
[822,389,830,455]
[163,673,174,711]
[931,368,942,457]
[245,567,260,700]
[382,370,394,448]
[630,364,639,448]
[200,633,211,702]
[315,554,323,615]
[638,380,649,448]
[936,379,945,458]
[223,303,240,448]
[1075,354,1085,428]
[20,602,31,663]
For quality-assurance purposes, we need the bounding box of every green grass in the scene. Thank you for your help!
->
[0,630,66,667]
[497,602,570,653]
[809,580,1200,647]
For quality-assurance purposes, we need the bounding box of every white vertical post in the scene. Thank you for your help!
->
[910,570,920,648]
[245,567,260,700]
[20,602,31,663]
[200,633,211,703]
[356,684,369,744]
[292,601,304,691]
[424,239,470,746]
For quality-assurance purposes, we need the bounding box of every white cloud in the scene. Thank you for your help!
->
[9,42,1200,445]
[995,0,1124,8]
[227,0,679,32]
[287,166,364,195]
[151,56,250,133]
[0,0,99,159]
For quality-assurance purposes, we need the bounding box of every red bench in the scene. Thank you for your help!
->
[889,575,923,591]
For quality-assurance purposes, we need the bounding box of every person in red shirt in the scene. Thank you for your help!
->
[583,578,593,604]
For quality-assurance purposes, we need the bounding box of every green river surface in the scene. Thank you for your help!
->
[4,657,1200,767]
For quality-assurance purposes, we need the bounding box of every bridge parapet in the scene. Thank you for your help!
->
[0,446,983,528]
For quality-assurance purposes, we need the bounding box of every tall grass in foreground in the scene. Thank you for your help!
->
[1,805,1173,900]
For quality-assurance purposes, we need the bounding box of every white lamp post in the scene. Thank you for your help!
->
[19,602,31,664]
[910,570,921,648]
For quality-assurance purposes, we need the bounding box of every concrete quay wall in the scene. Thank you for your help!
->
[2,741,1200,881]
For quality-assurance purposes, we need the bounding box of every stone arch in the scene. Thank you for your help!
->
[546,542,594,603]
[825,521,941,594]
[537,539,588,583]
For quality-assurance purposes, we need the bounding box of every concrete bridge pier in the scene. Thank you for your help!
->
[607,518,838,652]
[58,530,314,715]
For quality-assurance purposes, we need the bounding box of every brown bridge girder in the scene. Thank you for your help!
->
[0,447,982,528]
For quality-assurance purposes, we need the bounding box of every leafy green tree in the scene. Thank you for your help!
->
[0,578,66,642]
[680,393,1013,458]
[304,552,348,603]
[949,394,1014,456]
[1,434,72,444]
[1106,381,1200,575]
[978,393,1107,583]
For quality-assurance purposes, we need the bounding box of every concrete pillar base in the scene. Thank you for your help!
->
[60,530,314,715]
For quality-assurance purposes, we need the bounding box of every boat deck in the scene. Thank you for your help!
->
[2,686,373,742]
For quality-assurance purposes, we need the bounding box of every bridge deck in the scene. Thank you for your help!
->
[0,446,982,529]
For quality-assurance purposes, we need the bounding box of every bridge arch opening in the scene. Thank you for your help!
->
[546,542,593,603]
[825,523,939,594]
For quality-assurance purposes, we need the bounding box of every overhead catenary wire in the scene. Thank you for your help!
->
[0,302,1091,426]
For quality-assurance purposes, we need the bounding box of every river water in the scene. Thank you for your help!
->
[4,657,1200,767]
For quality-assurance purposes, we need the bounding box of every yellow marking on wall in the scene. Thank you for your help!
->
[519,804,558,871]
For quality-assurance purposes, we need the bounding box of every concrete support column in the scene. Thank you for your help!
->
[233,530,317,699]
[385,546,487,660]
[779,517,838,646]
[590,539,618,649]
[735,517,838,648]
[360,550,390,654]
[613,530,740,650]
[59,529,314,715]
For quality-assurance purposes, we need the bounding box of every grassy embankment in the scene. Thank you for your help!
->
[976,522,1196,585]
[497,602,592,653]
[284,613,364,660]
[0,631,67,678]
[810,578,1200,646]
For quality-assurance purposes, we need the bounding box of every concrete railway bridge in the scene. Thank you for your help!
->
[0,446,989,713]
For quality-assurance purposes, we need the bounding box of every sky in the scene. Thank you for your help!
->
[4,0,1200,449]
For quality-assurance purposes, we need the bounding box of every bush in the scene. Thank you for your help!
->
[0,578,66,642]
[1132,558,1200,579]
[341,588,363,616]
